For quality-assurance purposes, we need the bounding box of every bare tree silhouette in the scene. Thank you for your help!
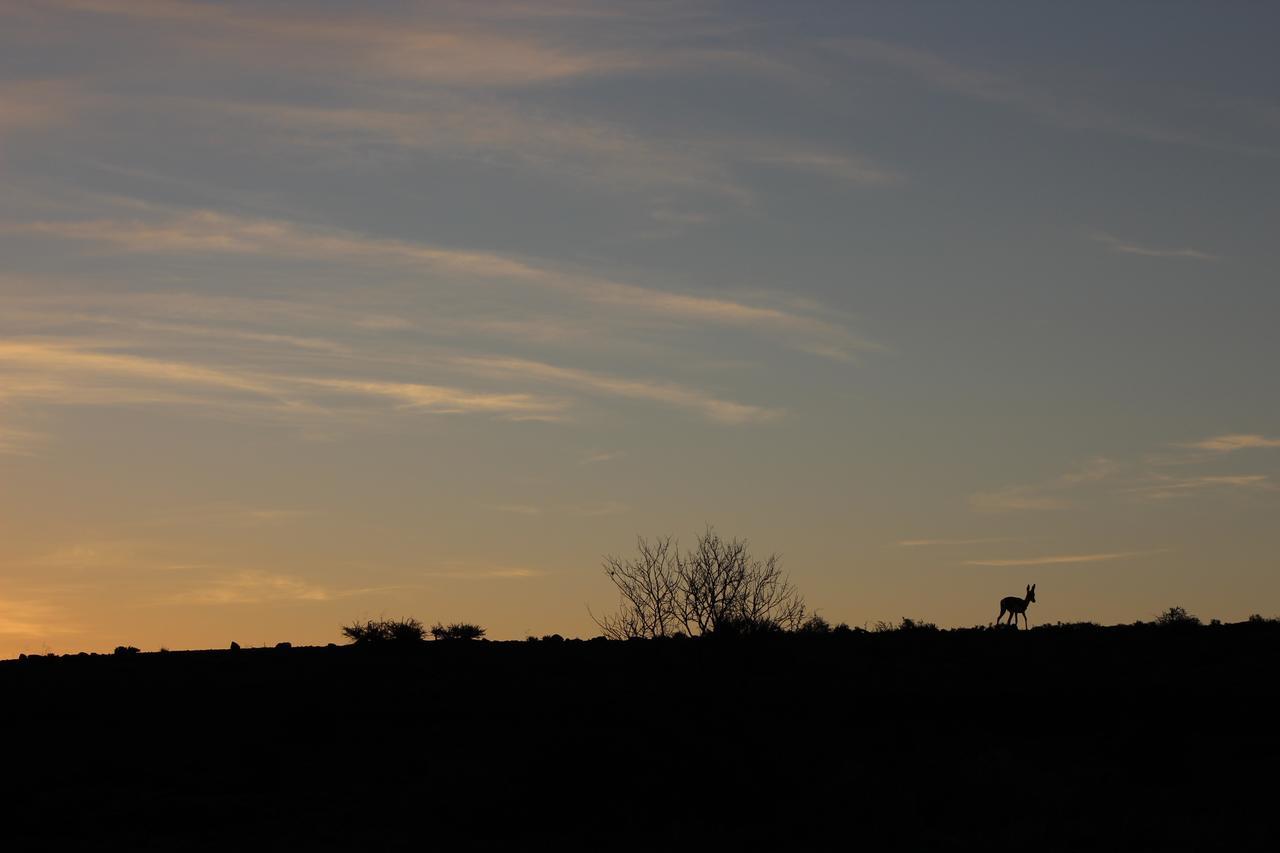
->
[595,527,805,639]
[594,535,681,639]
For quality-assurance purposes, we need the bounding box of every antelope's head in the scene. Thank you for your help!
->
[1026,583,1036,604]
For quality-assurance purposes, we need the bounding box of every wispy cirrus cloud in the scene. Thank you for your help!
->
[897,537,1015,547]
[581,449,625,464]
[484,500,627,517]
[0,80,84,141]
[163,570,385,606]
[206,93,901,207]
[742,148,901,186]
[968,487,1073,513]
[0,284,606,354]
[44,0,637,87]
[833,37,1277,156]
[420,566,544,581]
[25,540,160,572]
[0,593,78,637]
[485,503,543,516]
[136,502,316,529]
[973,438,1280,511]
[1121,474,1273,501]
[5,7,894,207]
[963,550,1164,567]
[294,377,566,421]
[35,0,831,94]
[0,423,40,456]
[969,457,1116,512]
[0,330,778,452]
[451,355,780,424]
[1177,434,1280,453]
[0,339,570,431]
[1089,231,1217,261]
[6,208,873,360]
[213,97,753,202]
[0,339,279,395]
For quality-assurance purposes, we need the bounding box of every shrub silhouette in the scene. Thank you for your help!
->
[113,645,140,656]
[797,615,832,635]
[342,617,427,646]
[431,622,486,641]
[873,617,938,633]
[1154,606,1201,627]
[709,615,785,638]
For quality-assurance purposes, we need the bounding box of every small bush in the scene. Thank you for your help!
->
[1154,606,1200,627]
[114,645,140,656]
[874,617,938,633]
[342,617,427,646]
[431,622,486,641]
[709,616,784,637]
[796,615,832,635]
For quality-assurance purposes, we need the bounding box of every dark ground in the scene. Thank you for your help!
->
[4,621,1278,850]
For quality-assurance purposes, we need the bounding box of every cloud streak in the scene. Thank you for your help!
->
[214,97,753,202]
[420,567,544,581]
[0,80,84,141]
[834,37,1276,156]
[484,500,627,517]
[969,457,1118,512]
[451,355,780,424]
[0,340,570,431]
[1090,232,1217,261]
[0,594,78,636]
[963,550,1163,567]
[164,570,385,605]
[1178,434,1280,453]
[47,0,635,87]
[8,209,872,360]
[897,537,1014,547]
[0,424,39,456]
[1122,474,1273,501]
[581,450,625,464]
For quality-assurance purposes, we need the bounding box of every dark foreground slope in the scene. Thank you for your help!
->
[4,622,1279,850]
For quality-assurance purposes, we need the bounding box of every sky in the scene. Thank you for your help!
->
[2,1,1278,654]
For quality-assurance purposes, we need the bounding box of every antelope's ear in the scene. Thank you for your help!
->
[1031,584,1036,593]
[1026,584,1030,592]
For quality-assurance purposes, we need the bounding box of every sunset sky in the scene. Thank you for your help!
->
[2,1,1278,655]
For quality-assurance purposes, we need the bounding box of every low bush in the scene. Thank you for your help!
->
[342,617,427,646]
[796,615,832,635]
[1154,606,1201,627]
[873,617,938,633]
[431,622,486,641]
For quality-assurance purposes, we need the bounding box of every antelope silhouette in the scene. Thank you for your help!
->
[997,584,1036,629]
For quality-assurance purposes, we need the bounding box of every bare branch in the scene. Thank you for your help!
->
[596,527,805,638]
